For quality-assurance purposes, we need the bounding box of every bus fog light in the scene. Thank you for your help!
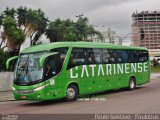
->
[37,94,40,98]
[12,87,16,91]
[50,79,55,85]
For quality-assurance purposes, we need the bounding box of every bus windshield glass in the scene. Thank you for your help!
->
[14,52,46,85]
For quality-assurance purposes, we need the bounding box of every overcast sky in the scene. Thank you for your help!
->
[1,0,160,47]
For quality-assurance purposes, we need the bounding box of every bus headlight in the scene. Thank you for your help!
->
[33,84,49,92]
[33,85,45,92]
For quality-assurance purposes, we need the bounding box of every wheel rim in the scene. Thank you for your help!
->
[67,88,76,99]
[130,80,135,89]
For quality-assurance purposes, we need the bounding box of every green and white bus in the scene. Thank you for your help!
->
[6,42,150,101]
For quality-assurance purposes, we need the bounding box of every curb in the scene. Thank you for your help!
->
[0,90,14,102]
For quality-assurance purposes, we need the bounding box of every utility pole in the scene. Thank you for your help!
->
[75,14,84,18]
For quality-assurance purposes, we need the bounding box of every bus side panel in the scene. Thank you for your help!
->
[142,61,150,84]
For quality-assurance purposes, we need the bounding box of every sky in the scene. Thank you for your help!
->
[1,0,160,47]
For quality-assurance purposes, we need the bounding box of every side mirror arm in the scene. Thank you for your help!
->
[6,56,18,70]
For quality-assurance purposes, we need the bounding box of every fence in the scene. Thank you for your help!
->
[151,65,160,73]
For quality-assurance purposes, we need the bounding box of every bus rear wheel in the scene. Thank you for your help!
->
[128,77,136,90]
[66,85,78,101]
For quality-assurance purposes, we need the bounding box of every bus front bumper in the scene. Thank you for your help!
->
[13,88,64,101]
[13,89,46,101]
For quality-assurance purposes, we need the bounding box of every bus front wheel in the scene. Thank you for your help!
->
[66,85,78,101]
[128,77,136,90]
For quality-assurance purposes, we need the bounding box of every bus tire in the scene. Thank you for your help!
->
[128,77,136,90]
[66,84,78,101]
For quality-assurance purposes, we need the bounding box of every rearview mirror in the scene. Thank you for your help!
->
[39,52,58,67]
[6,56,18,70]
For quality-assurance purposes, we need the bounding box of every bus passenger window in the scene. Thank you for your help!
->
[102,49,109,64]
[88,52,95,64]
[67,48,85,69]
[116,50,122,63]
[87,49,102,64]
[87,49,95,64]
[138,50,148,62]
[108,50,115,64]
[129,51,138,63]
[142,51,148,62]
[122,50,129,63]
[93,49,102,64]
[51,48,68,62]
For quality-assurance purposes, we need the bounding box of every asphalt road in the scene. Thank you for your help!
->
[0,78,160,114]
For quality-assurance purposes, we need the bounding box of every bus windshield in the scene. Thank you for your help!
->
[14,52,46,85]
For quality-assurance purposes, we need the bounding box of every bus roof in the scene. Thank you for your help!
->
[21,42,148,54]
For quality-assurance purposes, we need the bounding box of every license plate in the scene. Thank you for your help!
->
[21,96,26,99]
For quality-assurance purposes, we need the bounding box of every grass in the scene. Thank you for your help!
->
[150,65,160,73]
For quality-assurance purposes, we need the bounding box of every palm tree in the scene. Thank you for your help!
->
[2,16,25,55]
[0,7,49,55]
[75,17,89,40]
[46,19,65,42]
[4,7,16,18]
[24,9,48,46]
[85,25,103,41]
[46,17,103,43]
[46,21,59,42]
[31,9,48,45]
[17,6,27,29]
[0,14,4,48]
[75,16,103,41]
[0,14,3,26]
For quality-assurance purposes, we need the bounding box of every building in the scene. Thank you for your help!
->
[132,11,160,50]
[102,28,116,43]
[102,28,117,44]
[93,28,120,44]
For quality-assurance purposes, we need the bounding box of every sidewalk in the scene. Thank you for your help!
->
[151,73,160,80]
[0,91,15,102]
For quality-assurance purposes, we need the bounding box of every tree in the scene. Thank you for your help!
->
[25,8,48,45]
[46,18,65,42]
[4,7,16,18]
[0,7,103,54]
[3,16,25,55]
[75,16,88,40]
[75,16,103,41]
[0,14,4,49]
[46,17,103,42]
[0,7,49,54]
[17,6,27,29]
